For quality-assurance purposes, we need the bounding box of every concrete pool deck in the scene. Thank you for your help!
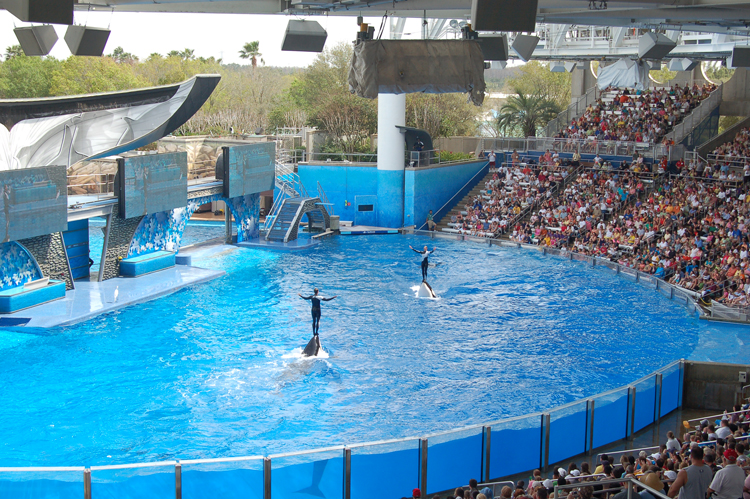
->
[3,265,225,328]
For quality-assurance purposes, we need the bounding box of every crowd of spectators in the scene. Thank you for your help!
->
[414,406,750,499]
[502,162,750,307]
[553,83,717,148]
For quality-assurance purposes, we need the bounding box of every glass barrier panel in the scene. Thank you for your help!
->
[0,469,83,499]
[426,427,483,494]
[181,458,264,499]
[351,439,420,499]
[660,362,681,417]
[271,449,343,499]
[548,401,588,464]
[489,415,542,479]
[592,387,629,449]
[91,462,176,499]
[633,375,657,432]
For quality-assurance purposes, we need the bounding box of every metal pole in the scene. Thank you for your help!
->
[98,213,113,282]
[588,400,596,454]
[655,373,663,421]
[343,448,351,499]
[628,386,637,441]
[678,360,685,409]
[84,469,92,499]
[543,413,551,473]
[175,463,182,499]
[484,426,491,482]
[264,458,272,499]
[420,438,428,497]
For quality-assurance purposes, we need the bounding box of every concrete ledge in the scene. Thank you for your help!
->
[4,266,225,328]
[237,238,319,252]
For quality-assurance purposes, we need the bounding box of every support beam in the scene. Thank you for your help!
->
[376,93,406,229]
[1,0,73,24]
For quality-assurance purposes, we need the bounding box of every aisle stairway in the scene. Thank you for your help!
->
[435,169,498,231]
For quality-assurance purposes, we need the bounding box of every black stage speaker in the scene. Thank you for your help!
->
[5,0,73,25]
[281,20,327,52]
[731,47,750,68]
[638,32,676,60]
[64,25,110,56]
[14,25,57,56]
[477,35,508,61]
[471,0,539,32]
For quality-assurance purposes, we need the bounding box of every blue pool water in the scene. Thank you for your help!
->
[0,235,748,467]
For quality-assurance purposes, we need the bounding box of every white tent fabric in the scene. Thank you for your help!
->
[348,39,486,106]
[0,77,198,171]
[597,58,650,91]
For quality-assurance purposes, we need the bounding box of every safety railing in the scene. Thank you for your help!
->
[67,160,117,203]
[544,85,598,138]
[686,409,746,425]
[664,84,723,145]
[553,477,671,499]
[264,161,308,233]
[317,181,334,217]
[705,153,749,170]
[304,151,378,163]
[0,356,685,498]
[596,445,659,463]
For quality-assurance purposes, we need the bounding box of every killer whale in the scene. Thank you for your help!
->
[417,281,437,299]
[302,335,321,357]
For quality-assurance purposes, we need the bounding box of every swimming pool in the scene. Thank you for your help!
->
[0,234,747,467]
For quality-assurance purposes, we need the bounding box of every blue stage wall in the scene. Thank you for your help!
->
[404,161,487,229]
[297,164,378,222]
[299,161,488,228]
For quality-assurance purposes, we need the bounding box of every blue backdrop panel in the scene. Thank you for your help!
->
[592,389,628,449]
[91,465,175,499]
[0,165,68,243]
[426,428,483,494]
[403,160,488,229]
[182,460,263,499]
[297,164,378,221]
[660,363,681,417]
[119,152,188,219]
[377,169,404,228]
[63,219,90,280]
[0,471,82,499]
[271,450,343,499]
[489,415,542,479]
[351,440,420,499]
[354,195,377,226]
[633,375,657,432]
[548,402,588,464]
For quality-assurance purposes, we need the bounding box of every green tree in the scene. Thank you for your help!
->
[109,46,139,64]
[405,93,480,140]
[179,48,195,61]
[496,91,562,138]
[49,57,148,95]
[0,55,60,98]
[705,64,735,83]
[650,65,677,85]
[239,41,263,67]
[5,44,23,60]
[166,50,181,58]
[503,61,572,109]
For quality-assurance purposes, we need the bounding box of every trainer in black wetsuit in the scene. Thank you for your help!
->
[409,245,436,281]
[298,288,337,336]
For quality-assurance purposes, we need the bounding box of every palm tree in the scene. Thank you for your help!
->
[496,91,562,138]
[178,48,195,61]
[239,41,263,67]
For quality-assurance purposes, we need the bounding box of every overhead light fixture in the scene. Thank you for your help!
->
[14,25,58,56]
[64,25,110,56]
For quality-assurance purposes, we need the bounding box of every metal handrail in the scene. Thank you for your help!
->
[596,446,660,462]
[686,409,746,424]
[265,161,308,235]
[553,477,671,499]
[417,160,490,230]
[316,181,333,217]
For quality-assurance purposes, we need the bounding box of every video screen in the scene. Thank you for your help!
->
[222,143,276,199]
[0,166,67,243]
[118,152,188,219]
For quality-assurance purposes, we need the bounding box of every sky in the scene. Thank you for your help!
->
[0,10,433,67]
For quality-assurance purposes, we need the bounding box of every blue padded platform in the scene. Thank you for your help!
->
[120,251,175,277]
[0,280,66,314]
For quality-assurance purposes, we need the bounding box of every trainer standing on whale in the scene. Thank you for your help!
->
[410,245,436,282]
[299,288,337,337]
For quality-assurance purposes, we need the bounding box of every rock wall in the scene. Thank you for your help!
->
[101,210,144,281]
[18,233,74,290]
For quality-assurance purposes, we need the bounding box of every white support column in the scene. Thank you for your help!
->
[376,93,406,228]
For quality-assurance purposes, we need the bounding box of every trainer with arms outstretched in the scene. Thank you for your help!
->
[299,288,337,336]
[409,245,436,281]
